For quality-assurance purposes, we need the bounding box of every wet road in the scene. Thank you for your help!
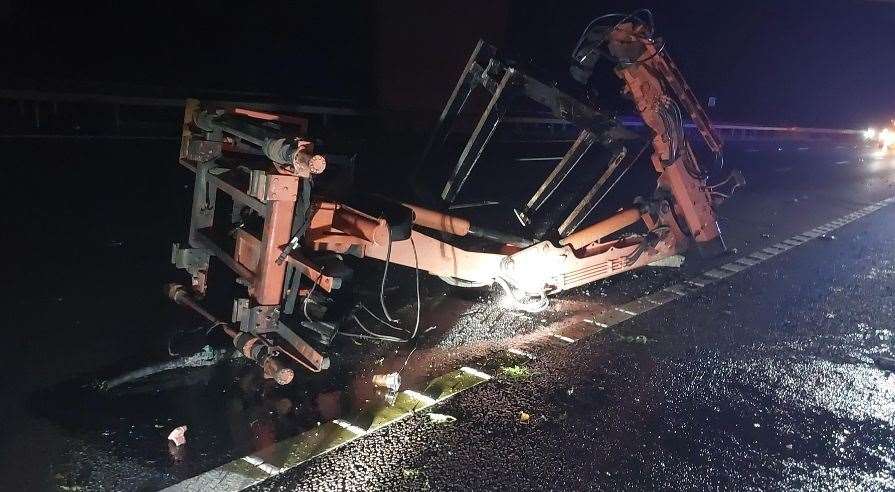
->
[2,139,895,491]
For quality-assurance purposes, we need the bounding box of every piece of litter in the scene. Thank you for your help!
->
[167,425,187,446]
[372,372,401,392]
[428,413,457,424]
[519,411,530,423]
[618,334,656,344]
[825,312,836,319]
[384,390,398,406]
[648,255,685,268]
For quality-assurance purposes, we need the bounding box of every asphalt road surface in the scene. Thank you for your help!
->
[2,139,894,491]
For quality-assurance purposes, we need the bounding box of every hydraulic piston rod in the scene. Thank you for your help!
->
[166,283,295,385]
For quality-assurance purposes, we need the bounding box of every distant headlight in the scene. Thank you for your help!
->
[865,127,877,140]
[881,128,895,148]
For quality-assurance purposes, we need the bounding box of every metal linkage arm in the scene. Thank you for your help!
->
[428,41,630,204]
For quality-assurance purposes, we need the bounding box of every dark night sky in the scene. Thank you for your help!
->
[0,0,893,128]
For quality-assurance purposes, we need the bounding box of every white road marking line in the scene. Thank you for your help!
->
[721,262,749,273]
[169,198,895,492]
[459,366,493,381]
[750,251,774,260]
[403,390,437,406]
[508,347,536,359]
[242,456,282,476]
[615,307,637,316]
[333,419,366,436]
[552,333,576,343]
[703,269,732,279]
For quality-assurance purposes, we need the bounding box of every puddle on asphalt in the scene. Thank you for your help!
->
[34,263,697,489]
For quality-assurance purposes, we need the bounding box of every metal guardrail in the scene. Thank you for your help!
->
[0,89,361,116]
[504,115,861,137]
[502,115,863,146]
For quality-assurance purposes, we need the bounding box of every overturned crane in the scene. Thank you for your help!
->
[168,10,740,382]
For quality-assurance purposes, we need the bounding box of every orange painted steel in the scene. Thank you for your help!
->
[363,231,503,284]
[232,107,309,131]
[608,22,723,247]
[503,204,687,294]
[308,201,390,252]
[252,196,296,305]
[401,202,471,236]
[235,229,336,293]
[305,200,501,284]
[559,208,642,250]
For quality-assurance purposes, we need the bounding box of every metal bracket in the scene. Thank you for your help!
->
[248,171,300,202]
[171,243,210,294]
[231,300,328,371]
[186,139,222,163]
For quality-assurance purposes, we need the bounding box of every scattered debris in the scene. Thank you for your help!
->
[648,255,685,268]
[167,425,188,446]
[384,391,398,406]
[617,334,657,344]
[501,364,532,380]
[58,485,86,492]
[518,411,531,423]
[372,372,401,392]
[428,413,457,424]
[402,468,422,478]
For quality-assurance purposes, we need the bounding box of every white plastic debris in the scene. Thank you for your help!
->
[384,390,398,406]
[648,255,685,268]
[372,372,401,392]
[167,425,188,446]
[428,413,457,424]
